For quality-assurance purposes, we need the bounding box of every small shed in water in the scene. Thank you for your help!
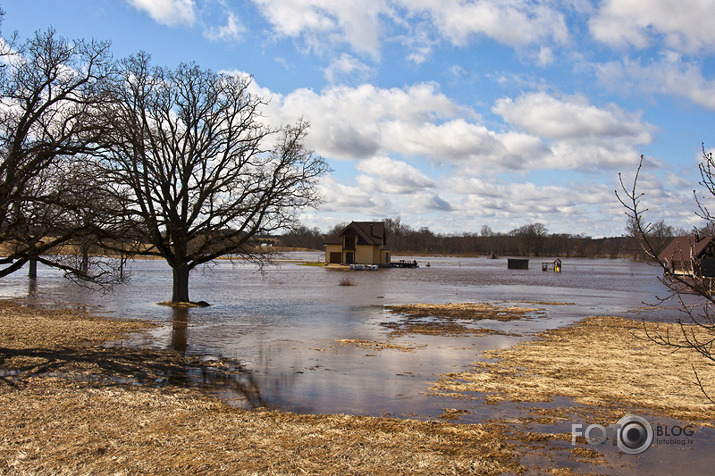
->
[507,258,529,270]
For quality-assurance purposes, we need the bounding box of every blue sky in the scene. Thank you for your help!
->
[3,0,715,237]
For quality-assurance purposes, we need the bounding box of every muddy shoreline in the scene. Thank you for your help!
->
[1,299,714,474]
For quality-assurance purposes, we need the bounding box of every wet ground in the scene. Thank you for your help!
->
[2,254,713,473]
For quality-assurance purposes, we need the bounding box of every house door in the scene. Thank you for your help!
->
[329,252,341,264]
[345,252,354,264]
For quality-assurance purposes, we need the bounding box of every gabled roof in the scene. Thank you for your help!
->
[342,221,386,246]
[658,236,714,262]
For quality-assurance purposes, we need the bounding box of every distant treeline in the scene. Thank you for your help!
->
[275,218,657,259]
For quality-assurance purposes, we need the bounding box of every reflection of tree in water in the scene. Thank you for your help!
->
[27,277,38,297]
[167,307,267,409]
[171,307,188,354]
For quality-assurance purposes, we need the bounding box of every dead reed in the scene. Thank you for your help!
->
[338,275,356,286]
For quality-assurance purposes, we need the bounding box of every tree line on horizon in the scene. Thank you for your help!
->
[278,217,693,259]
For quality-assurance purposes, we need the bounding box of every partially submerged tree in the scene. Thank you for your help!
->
[617,150,715,400]
[100,54,328,303]
[0,27,121,284]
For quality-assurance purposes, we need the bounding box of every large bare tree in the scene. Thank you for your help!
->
[0,27,121,283]
[100,54,328,303]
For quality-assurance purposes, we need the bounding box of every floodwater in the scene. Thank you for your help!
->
[1,254,712,473]
[0,254,684,415]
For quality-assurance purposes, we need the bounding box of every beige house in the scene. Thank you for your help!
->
[325,221,391,267]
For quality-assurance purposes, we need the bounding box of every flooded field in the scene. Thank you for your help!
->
[3,253,714,473]
[0,253,681,418]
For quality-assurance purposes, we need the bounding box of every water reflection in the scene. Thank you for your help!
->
[171,307,188,354]
[27,277,37,297]
[164,305,268,408]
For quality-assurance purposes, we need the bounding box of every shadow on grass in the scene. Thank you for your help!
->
[0,344,268,408]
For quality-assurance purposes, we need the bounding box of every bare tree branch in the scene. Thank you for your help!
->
[617,150,715,401]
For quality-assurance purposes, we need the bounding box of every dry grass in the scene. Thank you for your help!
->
[386,303,541,321]
[382,302,538,337]
[0,378,518,475]
[0,300,521,475]
[336,338,423,353]
[433,315,715,425]
[6,298,710,473]
[0,302,153,350]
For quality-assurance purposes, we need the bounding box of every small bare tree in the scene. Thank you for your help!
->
[617,150,715,400]
[0,27,122,284]
[99,54,328,303]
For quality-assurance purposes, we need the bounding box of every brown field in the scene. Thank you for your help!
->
[433,314,715,426]
[2,299,714,474]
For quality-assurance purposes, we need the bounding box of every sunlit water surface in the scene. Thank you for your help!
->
[2,254,712,473]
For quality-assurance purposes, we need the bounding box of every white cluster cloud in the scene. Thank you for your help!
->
[595,54,715,111]
[129,0,715,112]
[356,156,436,194]
[399,0,569,49]
[252,0,384,57]
[250,0,570,59]
[204,11,244,42]
[249,76,666,234]
[265,83,654,175]
[122,0,711,235]
[126,0,196,27]
[494,92,651,141]
[322,54,374,84]
[590,0,715,53]
[263,82,461,159]
[493,92,654,170]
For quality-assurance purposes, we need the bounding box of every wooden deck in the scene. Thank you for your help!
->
[391,260,418,268]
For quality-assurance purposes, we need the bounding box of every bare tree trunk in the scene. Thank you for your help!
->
[80,244,90,274]
[172,265,190,303]
[28,259,37,278]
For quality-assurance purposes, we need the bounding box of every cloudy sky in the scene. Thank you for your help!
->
[3,0,715,237]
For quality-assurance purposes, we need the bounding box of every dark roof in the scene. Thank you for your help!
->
[343,221,386,246]
[658,236,714,262]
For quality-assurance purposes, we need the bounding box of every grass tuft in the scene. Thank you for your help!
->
[339,275,356,286]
